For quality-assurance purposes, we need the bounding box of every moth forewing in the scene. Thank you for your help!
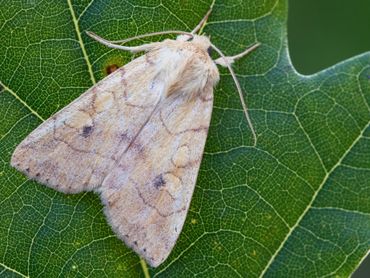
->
[99,39,219,267]
[11,55,163,194]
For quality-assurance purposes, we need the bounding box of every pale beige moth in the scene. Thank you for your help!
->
[11,6,259,267]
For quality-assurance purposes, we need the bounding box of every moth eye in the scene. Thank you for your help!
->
[207,46,212,56]
[187,37,193,41]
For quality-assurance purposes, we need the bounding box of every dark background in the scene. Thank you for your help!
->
[288,0,370,75]
[288,0,370,276]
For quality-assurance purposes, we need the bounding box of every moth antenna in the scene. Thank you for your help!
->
[211,43,257,146]
[86,31,192,53]
[214,43,260,67]
[191,2,214,35]
[227,43,261,61]
[108,30,194,44]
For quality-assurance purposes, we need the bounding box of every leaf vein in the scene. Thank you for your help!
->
[0,81,45,122]
[0,262,28,278]
[66,0,96,85]
[259,121,370,277]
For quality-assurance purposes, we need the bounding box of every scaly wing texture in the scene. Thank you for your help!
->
[11,53,163,193]
[96,41,217,267]
[100,87,214,267]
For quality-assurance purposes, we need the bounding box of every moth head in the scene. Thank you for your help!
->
[191,35,212,54]
[177,34,212,56]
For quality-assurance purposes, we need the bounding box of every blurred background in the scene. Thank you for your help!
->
[288,0,370,75]
[288,0,370,276]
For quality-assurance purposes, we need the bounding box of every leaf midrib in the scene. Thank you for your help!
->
[66,0,96,85]
[260,121,370,277]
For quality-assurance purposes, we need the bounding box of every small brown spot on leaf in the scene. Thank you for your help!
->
[106,64,119,75]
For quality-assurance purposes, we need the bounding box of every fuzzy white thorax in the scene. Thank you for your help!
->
[146,35,219,101]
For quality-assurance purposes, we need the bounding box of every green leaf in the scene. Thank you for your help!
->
[1,0,369,277]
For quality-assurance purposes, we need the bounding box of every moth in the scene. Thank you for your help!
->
[11,6,259,267]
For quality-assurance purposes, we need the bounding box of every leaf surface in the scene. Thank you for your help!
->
[0,0,369,277]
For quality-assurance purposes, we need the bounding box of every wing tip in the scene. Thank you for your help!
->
[112,225,171,268]
[11,146,62,192]
[102,203,173,268]
[145,256,165,268]
[11,148,44,186]
[133,242,169,268]
[138,244,170,268]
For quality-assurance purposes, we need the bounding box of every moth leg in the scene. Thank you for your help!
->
[214,43,260,67]
[86,31,160,53]
[211,42,259,146]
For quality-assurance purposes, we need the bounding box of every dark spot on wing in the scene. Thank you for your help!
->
[120,132,130,142]
[106,64,119,75]
[82,125,93,137]
[153,174,166,189]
